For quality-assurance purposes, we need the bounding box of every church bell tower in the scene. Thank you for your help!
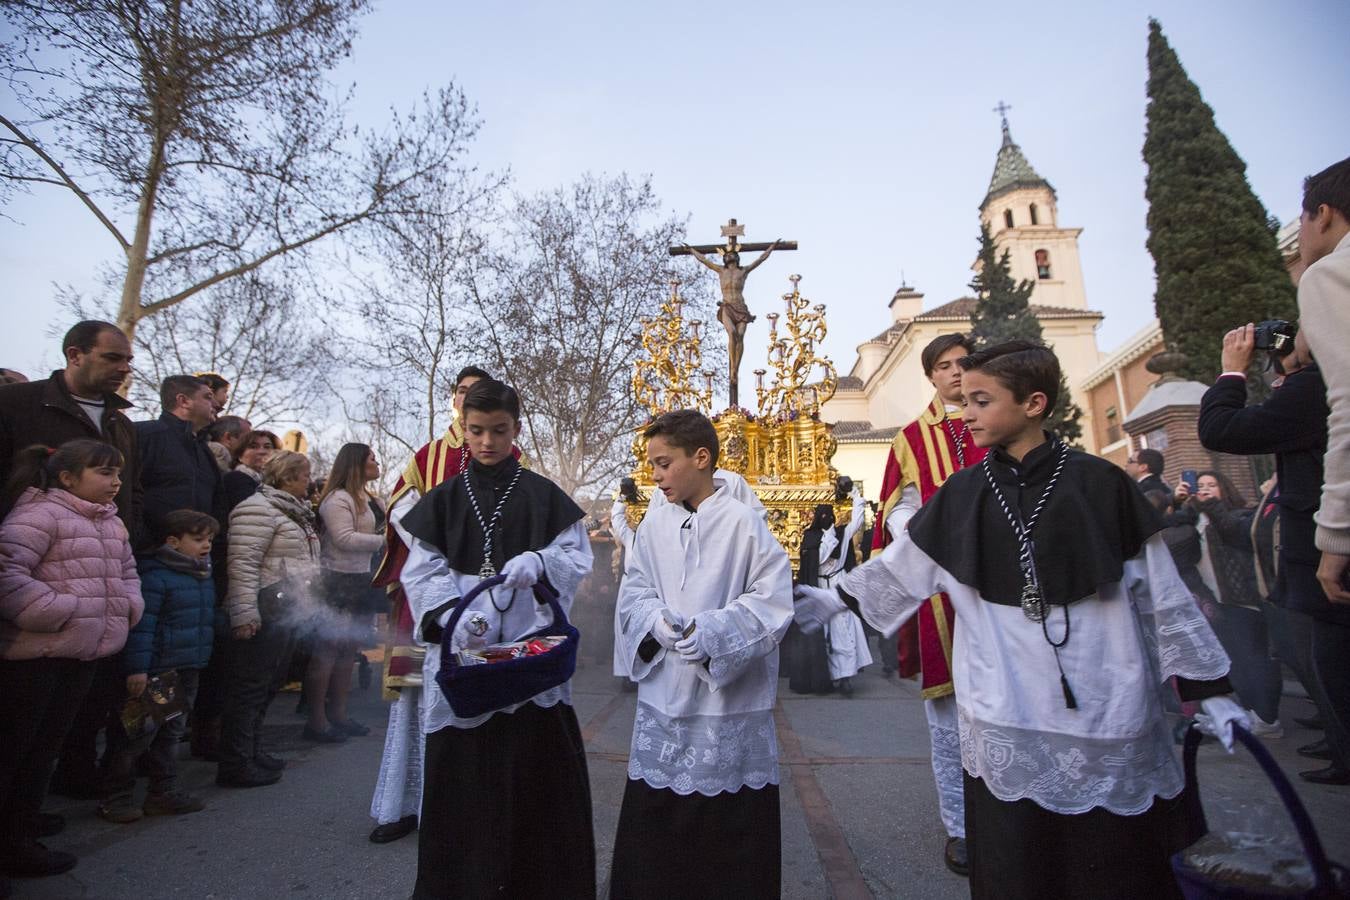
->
[978,111,1088,310]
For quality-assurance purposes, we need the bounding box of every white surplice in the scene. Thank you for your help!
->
[369,491,424,826]
[611,470,768,677]
[818,492,872,680]
[401,522,592,733]
[840,531,1230,815]
[616,484,793,796]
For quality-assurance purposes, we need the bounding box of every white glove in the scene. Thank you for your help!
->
[652,610,685,650]
[794,584,846,633]
[500,552,544,590]
[674,624,710,663]
[1195,696,1252,753]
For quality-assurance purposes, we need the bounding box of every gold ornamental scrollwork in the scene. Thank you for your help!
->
[625,271,854,564]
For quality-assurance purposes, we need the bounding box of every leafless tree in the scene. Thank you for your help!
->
[337,160,505,454]
[1,1,482,342]
[59,270,331,427]
[462,174,716,497]
[131,273,331,426]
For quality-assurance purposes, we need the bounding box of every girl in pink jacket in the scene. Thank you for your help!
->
[0,439,143,882]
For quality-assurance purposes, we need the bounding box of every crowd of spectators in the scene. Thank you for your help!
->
[0,322,387,885]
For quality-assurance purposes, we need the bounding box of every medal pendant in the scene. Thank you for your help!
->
[478,560,497,578]
[1020,580,1045,622]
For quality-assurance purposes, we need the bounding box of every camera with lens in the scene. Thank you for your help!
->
[618,477,639,503]
[1253,319,1296,355]
[835,475,854,502]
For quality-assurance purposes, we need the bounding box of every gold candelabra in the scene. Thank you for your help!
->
[753,275,837,421]
[624,273,851,563]
[631,280,714,415]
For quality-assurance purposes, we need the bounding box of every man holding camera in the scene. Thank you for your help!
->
[1198,323,1348,783]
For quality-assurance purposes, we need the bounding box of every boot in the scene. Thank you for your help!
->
[143,790,205,816]
[216,765,282,788]
[97,792,143,824]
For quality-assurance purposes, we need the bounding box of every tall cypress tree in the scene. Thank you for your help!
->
[1144,19,1296,382]
[968,223,1085,444]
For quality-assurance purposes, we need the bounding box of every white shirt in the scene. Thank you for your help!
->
[401,521,593,734]
[840,531,1230,815]
[615,485,793,795]
[71,393,105,434]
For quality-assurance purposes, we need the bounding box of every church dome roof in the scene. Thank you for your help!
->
[983,118,1054,208]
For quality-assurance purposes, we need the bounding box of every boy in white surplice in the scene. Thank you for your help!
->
[611,410,793,899]
[795,342,1248,900]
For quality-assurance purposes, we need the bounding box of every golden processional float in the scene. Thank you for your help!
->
[624,269,853,565]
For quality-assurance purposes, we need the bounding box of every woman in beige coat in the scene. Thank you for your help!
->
[217,451,319,788]
[304,443,384,743]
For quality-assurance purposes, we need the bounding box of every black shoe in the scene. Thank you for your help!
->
[302,725,348,744]
[333,718,370,737]
[369,815,418,844]
[1298,739,1332,760]
[31,813,64,838]
[0,840,77,877]
[216,766,282,788]
[1294,714,1324,730]
[1299,766,1350,786]
[836,677,855,698]
[254,752,287,772]
[944,837,969,877]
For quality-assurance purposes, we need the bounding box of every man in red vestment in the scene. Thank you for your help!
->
[871,333,985,876]
[366,365,523,844]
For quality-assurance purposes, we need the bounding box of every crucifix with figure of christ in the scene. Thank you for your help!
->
[670,219,798,408]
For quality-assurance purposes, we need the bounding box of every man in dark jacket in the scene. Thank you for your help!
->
[135,375,225,549]
[1127,448,1171,496]
[0,321,142,543]
[1198,324,1350,785]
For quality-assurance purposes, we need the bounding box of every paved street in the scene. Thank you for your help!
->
[11,652,1348,899]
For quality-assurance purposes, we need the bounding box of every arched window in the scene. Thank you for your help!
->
[1035,249,1052,279]
[1029,203,1039,225]
[1003,209,1014,229]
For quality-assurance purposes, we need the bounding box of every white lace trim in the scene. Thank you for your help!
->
[958,705,1183,816]
[925,697,965,838]
[370,689,424,824]
[627,702,779,796]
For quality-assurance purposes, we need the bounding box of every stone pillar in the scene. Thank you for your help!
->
[1121,349,1257,501]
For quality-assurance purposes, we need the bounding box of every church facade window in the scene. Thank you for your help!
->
[1035,249,1052,279]
[1029,203,1039,225]
[1004,209,1015,229]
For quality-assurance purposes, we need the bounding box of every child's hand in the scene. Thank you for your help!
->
[126,673,147,698]
[500,552,544,590]
[233,623,259,640]
[794,585,846,633]
[652,612,684,650]
[675,627,710,663]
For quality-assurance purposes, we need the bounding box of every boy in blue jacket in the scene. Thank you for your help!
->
[99,510,219,823]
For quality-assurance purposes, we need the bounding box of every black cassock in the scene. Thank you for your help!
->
[608,779,781,900]
[403,458,596,899]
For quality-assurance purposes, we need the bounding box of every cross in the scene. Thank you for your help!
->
[669,218,798,258]
[668,219,799,408]
[993,100,1013,124]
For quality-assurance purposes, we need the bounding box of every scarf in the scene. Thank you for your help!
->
[154,545,212,579]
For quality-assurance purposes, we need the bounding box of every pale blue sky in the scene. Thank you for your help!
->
[3,1,1349,391]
